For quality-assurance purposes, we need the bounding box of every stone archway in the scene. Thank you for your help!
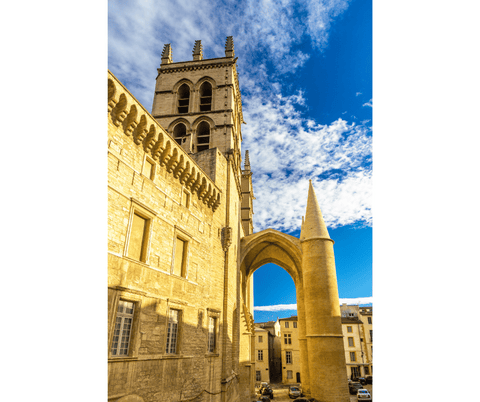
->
[239,182,351,402]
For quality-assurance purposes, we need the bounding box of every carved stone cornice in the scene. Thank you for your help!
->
[108,70,222,212]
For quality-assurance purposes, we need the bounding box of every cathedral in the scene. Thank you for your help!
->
[108,37,350,402]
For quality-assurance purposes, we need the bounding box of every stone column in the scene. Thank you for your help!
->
[300,181,350,402]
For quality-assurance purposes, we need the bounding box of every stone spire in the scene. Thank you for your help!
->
[192,40,203,61]
[300,180,331,241]
[161,44,172,65]
[243,150,251,171]
[225,36,234,58]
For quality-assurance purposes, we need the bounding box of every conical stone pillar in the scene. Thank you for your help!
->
[300,181,350,401]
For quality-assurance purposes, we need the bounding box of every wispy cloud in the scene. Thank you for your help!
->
[108,0,371,233]
[363,99,373,107]
[254,297,373,311]
[356,92,362,96]
[243,91,372,231]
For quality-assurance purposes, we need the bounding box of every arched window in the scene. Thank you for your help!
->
[173,123,187,145]
[177,84,190,114]
[196,121,210,152]
[199,82,212,112]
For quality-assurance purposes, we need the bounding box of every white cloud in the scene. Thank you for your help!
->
[356,92,362,96]
[254,297,373,311]
[108,0,371,233]
[243,91,372,232]
[363,99,373,107]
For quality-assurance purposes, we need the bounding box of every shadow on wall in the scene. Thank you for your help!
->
[108,290,247,402]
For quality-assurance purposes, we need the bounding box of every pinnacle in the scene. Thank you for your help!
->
[244,150,251,171]
[300,180,331,241]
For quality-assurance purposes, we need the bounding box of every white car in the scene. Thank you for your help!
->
[357,389,372,401]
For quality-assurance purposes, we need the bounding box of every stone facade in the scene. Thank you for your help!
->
[279,316,302,384]
[108,37,350,402]
[341,304,373,379]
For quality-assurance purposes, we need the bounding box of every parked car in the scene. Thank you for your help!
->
[259,396,271,402]
[259,383,274,399]
[364,375,372,384]
[357,377,366,385]
[288,385,302,399]
[349,382,364,395]
[356,389,372,401]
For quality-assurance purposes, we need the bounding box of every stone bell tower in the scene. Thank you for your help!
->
[151,37,245,183]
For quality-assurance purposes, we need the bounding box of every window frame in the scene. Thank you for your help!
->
[286,350,292,364]
[258,335,263,343]
[142,155,156,181]
[257,349,263,361]
[124,199,156,264]
[347,326,352,333]
[286,370,293,379]
[110,300,135,357]
[367,316,372,324]
[207,316,217,353]
[171,227,192,279]
[348,337,355,347]
[177,83,191,114]
[285,321,289,328]
[293,321,297,328]
[350,351,356,362]
[284,333,292,345]
[181,188,190,208]
[108,291,143,360]
[195,120,211,152]
[165,308,181,354]
[256,370,261,381]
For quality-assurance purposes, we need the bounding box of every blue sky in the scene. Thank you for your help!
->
[108,0,373,322]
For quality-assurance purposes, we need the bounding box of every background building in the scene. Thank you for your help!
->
[340,304,373,379]
[279,316,302,384]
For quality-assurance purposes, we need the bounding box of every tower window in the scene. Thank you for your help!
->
[173,123,187,145]
[177,84,190,114]
[196,121,210,152]
[199,82,212,112]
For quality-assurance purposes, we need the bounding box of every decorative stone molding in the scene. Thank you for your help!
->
[108,70,222,212]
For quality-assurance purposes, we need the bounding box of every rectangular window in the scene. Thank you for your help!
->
[166,309,179,354]
[173,237,187,277]
[258,335,263,343]
[286,351,292,364]
[127,213,149,262]
[284,333,291,345]
[350,351,356,362]
[368,316,372,324]
[111,300,135,356]
[143,158,155,180]
[257,349,263,361]
[351,366,360,378]
[364,366,370,375]
[208,316,216,353]
[370,329,373,342]
[293,322,297,328]
[181,189,190,208]
[348,337,354,347]
[256,371,261,381]
[347,326,352,333]
[285,322,289,328]
[287,370,293,379]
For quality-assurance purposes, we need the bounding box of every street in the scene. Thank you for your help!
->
[254,383,373,402]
